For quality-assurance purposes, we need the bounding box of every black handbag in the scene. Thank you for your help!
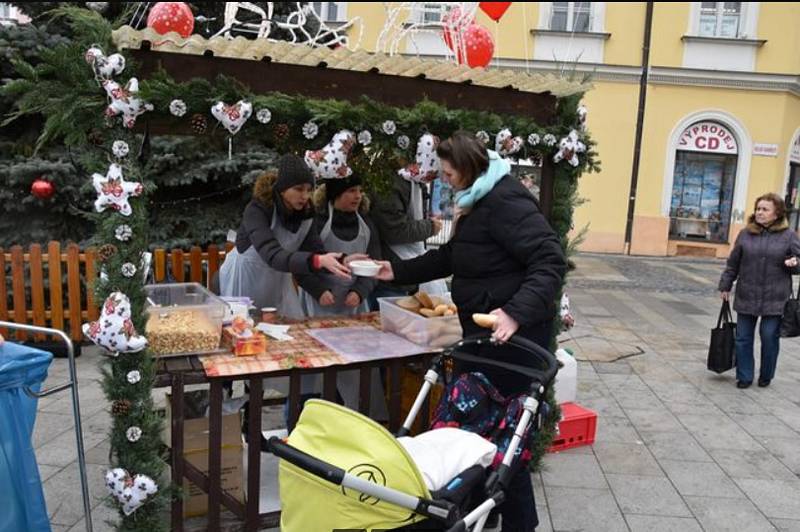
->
[780,282,800,338]
[708,301,736,374]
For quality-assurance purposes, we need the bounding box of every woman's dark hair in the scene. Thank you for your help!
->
[436,131,490,188]
[748,192,787,225]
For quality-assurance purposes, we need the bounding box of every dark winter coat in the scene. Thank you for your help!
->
[719,219,800,316]
[393,176,567,394]
[371,176,436,292]
[234,173,325,275]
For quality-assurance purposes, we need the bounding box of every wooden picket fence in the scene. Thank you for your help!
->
[1,241,233,342]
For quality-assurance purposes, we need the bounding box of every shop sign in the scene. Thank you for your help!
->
[753,143,779,157]
[678,121,738,154]
[791,135,800,164]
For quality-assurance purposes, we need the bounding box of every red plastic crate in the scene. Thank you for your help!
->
[548,402,597,452]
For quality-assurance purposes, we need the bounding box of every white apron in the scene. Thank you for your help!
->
[390,181,448,295]
[219,209,312,320]
[301,205,388,419]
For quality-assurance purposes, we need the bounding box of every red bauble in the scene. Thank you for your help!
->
[456,23,495,68]
[146,2,194,38]
[441,6,474,51]
[31,178,55,200]
[479,2,512,22]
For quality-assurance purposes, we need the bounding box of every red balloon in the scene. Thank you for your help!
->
[479,2,512,22]
[441,6,474,51]
[147,2,194,38]
[31,178,55,200]
[456,24,495,68]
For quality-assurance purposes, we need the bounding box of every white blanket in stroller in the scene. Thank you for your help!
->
[398,428,497,491]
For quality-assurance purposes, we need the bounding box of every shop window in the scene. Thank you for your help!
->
[786,136,800,231]
[669,121,738,243]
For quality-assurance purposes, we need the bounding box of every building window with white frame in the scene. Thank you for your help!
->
[699,2,742,38]
[550,2,592,32]
[311,2,346,23]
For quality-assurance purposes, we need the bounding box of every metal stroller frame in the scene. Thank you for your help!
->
[1,322,93,532]
[267,334,558,532]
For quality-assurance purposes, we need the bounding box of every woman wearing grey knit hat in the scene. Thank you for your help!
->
[220,153,353,319]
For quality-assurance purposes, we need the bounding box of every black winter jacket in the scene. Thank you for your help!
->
[371,176,436,293]
[393,176,567,393]
[234,199,325,275]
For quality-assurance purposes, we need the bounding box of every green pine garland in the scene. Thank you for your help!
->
[1,7,601,528]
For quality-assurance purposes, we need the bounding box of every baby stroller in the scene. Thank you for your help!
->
[266,335,558,531]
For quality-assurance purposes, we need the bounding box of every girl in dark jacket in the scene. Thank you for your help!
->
[719,193,800,388]
[376,132,567,532]
[220,154,351,318]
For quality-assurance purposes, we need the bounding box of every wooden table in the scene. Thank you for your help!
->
[154,314,439,531]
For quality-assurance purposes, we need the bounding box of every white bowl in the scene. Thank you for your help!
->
[350,260,381,277]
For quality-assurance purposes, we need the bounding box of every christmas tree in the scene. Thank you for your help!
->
[1,2,328,249]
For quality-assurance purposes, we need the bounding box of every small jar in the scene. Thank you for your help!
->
[261,307,278,324]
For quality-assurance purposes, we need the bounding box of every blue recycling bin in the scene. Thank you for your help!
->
[0,341,53,532]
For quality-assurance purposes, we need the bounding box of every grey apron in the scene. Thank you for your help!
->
[301,203,388,419]
[220,209,311,320]
[302,204,370,317]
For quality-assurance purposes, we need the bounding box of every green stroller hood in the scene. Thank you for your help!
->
[279,399,431,531]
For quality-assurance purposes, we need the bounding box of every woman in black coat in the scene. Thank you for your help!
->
[376,131,567,532]
[719,192,800,388]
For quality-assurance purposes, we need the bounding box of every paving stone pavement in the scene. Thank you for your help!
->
[30,252,800,531]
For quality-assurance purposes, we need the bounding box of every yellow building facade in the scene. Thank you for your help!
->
[328,2,800,257]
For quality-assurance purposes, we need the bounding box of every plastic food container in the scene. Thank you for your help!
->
[222,327,267,356]
[349,260,381,277]
[144,283,226,357]
[378,296,463,348]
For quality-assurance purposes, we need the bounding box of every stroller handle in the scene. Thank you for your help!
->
[445,334,559,389]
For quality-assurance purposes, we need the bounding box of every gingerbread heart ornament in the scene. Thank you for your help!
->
[211,100,253,135]
[85,46,126,79]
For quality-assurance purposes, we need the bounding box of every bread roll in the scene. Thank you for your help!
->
[472,313,498,329]
[396,296,421,312]
[419,308,437,318]
[434,304,449,316]
[414,291,434,309]
[429,296,445,308]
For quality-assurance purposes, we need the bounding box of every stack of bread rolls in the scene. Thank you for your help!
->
[382,291,463,348]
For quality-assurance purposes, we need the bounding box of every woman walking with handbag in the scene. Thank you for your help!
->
[718,193,800,388]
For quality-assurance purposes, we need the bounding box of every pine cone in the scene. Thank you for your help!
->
[112,399,131,416]
[97,243,118,262]
[190,113,208,135]
[273,123,290,143]
[87,129,104,146]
